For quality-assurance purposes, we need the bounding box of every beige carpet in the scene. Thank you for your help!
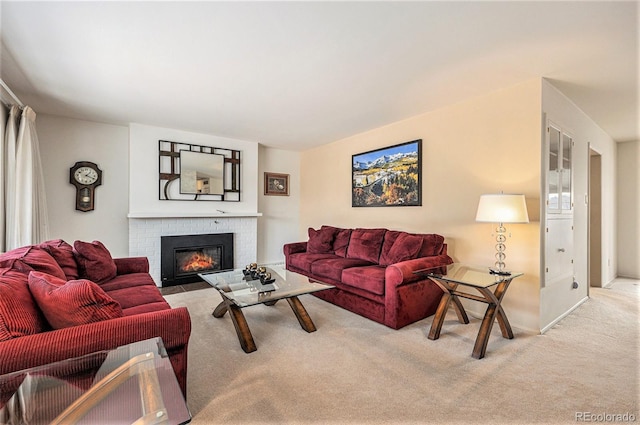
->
[165,278,639,425]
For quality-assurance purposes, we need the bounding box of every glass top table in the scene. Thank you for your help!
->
[0,337,191,425]
[419,263,524,288]
[414,263,523,359]
[199,267,334,353]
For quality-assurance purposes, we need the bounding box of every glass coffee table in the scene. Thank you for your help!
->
[0,337,191,424]
[199,268,334,353]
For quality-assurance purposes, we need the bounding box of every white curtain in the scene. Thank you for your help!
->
[1,105,49,251]
[0,105,6,251]
[3,105,20,251]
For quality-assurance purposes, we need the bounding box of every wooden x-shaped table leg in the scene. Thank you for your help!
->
[428,281,470,340]
[212,295,317,353]
[426,276,515,359]
[472,279,514,359]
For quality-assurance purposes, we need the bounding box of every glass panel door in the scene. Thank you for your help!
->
[561,133,572,211]
[547,125,561,211]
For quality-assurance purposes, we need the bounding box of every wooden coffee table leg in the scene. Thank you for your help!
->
[212,301,228,318]
[286,296,317,333]
[227,303,257,353]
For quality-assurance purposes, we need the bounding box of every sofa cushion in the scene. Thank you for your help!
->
[98,273,158,293]
[38,239,79,280]
[122,302,171,317]
[307,227,335,254]
[0,268,47,341]
[379,233,424,266]
[322,225,352,258]
[288,253,337,274]
[0,246,66,281]
[346,228,386,263]
[27,271,123,330]
[415,233,445,257]
[106,284,169,311]
[311,257,374,282]
[73,240,117,283]
[341,265,386,296]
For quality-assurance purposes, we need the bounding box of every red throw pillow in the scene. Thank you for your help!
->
[0,268,47,341]
[322,226,352,258]
[73,240,117,283]
[27,271,123,329]
[0,246,66,281]
[39,239,79,280]
[307,227,335,254]
[379,233,424,266]
[346,228,386,263]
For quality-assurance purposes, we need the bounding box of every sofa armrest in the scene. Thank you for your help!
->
[113,257,149,275]
[283,242,307,256]
[385,254,453,288]
[0,307,190,376]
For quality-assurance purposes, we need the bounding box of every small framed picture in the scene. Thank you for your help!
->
[264,172,290,196]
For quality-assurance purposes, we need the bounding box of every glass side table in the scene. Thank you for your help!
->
[0,337,191,424]
[414,263,523,359]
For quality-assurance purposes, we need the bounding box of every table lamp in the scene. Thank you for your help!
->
[475,193,529,274]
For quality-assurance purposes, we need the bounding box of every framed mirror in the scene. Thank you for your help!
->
[159,140,241,202]
[179,150,224,195]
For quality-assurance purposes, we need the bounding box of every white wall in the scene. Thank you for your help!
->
[540,80,617,329]
[34,117,291,266]
[617,140,640,278]
[37,114,130,257]
[128,123,259,215]
[258,146,300,265]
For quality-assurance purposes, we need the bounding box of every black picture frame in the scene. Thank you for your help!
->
[352,139,422,207]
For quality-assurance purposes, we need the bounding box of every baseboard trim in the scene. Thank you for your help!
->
[540,296,589,334]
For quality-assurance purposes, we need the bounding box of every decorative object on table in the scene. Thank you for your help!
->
[243,263,259,280]
[352,139,422,207]
[158,140,241,202]
[69,161,102,212]
[264,172,289,196]
[475,193,529,273]
[259,271,275,285]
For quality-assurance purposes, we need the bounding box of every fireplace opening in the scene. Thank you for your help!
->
[175,247,221,276]
[161,233,233,287]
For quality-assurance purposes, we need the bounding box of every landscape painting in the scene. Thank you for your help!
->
[352,139,422,207]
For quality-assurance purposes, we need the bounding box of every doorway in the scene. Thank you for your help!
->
[589,148,602,287]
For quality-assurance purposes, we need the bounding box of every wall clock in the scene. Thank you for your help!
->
[69,161,102,212]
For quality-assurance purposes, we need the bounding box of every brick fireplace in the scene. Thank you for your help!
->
[128,214,258,286]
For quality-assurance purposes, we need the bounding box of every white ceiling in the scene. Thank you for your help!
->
[1,1,638,150]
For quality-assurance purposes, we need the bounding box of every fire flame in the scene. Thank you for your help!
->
[180,252,216,272]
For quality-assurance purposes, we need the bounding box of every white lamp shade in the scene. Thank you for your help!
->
[475,194,529,223]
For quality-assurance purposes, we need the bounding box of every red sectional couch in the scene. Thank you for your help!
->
[284,225,453,329]
[0,240,191,401]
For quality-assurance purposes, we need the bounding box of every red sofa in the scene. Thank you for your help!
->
[0,240,191,401]
[284,226,453,329]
